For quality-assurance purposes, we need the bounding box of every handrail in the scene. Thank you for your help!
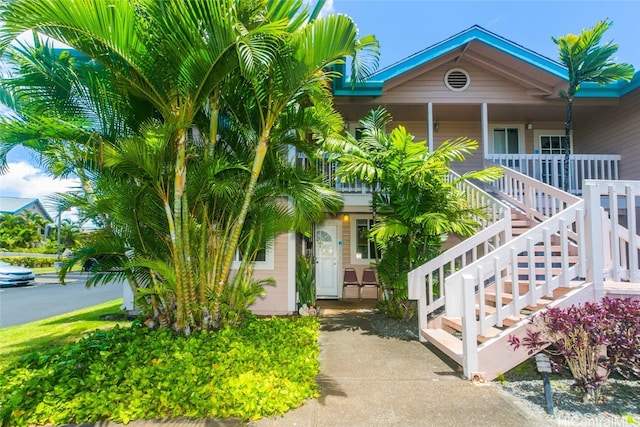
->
[408,171,511,339]
[440,165,589,379]
[488,161,581,222]
[445,199,586,378]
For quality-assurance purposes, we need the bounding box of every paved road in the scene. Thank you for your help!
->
[0,272,124,328]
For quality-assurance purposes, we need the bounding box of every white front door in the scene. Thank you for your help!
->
[315,224,339,298]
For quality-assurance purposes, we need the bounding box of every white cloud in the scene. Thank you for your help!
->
[0,161,81,219]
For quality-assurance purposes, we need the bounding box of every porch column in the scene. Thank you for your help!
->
[427,102,434,151]
[481,103,489,161]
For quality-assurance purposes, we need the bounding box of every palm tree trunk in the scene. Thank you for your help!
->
[563,97,573,192]
[213,132,270,321]
[172,128,190,333]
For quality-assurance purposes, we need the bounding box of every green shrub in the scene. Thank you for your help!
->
[0,316,320,425]
[0,256,57,268]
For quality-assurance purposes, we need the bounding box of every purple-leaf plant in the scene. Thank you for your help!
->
[508,297,640,403]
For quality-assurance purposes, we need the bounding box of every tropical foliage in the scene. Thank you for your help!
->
[332,107,502,318]
[0,0,379,333]
[0,212,48,249]
[552,19,634,191]
[509,297,640,403]
[0,316,320,425]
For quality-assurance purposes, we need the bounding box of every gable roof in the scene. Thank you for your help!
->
[0,197,54,222]
[334,25,638,99]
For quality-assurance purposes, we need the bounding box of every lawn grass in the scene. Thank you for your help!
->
[0,299,130,371]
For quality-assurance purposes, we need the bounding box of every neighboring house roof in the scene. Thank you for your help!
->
[0,197,54,222]
[333,25,638,99]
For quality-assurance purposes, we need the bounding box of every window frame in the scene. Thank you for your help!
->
[350,215,377,265]
[533,129,573,154]
[231,238,275,270]
[489,124,524,155]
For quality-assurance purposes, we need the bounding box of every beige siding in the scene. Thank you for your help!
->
[575,90,640,180]
[249,232,291,315]
[380,61,553,105]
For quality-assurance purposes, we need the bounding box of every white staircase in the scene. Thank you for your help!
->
[408,167,640,381]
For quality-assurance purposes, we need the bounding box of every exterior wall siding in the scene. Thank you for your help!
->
[575,90,640,180]
[249,232,290,315]
[380,61,552,105]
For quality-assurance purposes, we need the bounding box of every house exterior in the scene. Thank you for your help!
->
[247,25,639,317]
[0,196,54,223]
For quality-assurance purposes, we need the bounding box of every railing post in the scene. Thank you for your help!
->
[584,182,604,300]
[461,273,479,379]
[408,270,428,342]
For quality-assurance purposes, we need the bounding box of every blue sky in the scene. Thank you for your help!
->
[1,0,639,218]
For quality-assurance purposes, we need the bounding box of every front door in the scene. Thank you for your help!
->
[315,224,339,298]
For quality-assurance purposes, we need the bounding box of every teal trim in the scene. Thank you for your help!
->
[374,26,566,82]
[576,71,640,98]
[333,25,569,97]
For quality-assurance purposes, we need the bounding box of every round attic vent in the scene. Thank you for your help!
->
[445,68,470,91]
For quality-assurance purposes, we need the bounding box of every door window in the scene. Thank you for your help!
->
[539,135,569,154]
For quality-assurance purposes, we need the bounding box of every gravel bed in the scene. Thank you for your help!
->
[366,311,640,426]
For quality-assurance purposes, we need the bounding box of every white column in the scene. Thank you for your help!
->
[481,103,489,161]
[427,102,434,151]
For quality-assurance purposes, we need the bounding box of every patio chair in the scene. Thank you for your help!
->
[343,268,360,299]
[360,268,379,299]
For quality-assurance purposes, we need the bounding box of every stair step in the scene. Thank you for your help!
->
[441,317,503,343]
[517,255,579,263]
[422,328,463,364]
[516,267,571,276]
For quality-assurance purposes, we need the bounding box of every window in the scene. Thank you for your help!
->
[232,240,274,270]
[539,135,569,154]
[492,127,520,154]
[354,218,376,262]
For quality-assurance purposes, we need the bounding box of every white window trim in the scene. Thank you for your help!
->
[231,239,275,270]
[533,129,573,154]
[489,124,525,154]
[350,214,376,266]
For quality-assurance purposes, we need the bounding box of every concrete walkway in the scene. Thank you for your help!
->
[252,304,552,427]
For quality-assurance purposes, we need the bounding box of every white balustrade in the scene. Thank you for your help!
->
[487,154,620,195]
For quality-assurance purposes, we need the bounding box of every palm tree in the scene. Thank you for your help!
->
[333,107,502,315]
[0,0,378,333]
[552,19,634,192]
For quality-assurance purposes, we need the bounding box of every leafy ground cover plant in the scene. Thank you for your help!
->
[0,316,320,425]
[508,297,640,402]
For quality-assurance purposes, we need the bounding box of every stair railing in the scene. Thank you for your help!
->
[584,180,640,288]
[408,171,511,340]
[446,199,587,379]
[489,161,582,220]
[443,166,590,379]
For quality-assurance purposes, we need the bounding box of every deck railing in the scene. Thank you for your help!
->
[314,157,374,193]
[407,171,512,337]
[487,154,620,195]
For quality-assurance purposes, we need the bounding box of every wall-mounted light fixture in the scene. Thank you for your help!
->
[343,214,350,222]
[526,123,533,130]
[434,121,440,132]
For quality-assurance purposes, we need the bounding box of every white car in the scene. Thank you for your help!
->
[0,261,36,287]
